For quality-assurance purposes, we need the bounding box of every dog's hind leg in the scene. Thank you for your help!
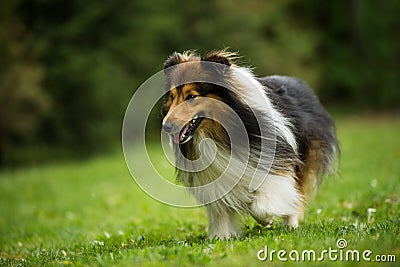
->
[249,174,302,228]
[283,201,304,228]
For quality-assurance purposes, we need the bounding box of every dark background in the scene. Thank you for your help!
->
[1,0,399,167]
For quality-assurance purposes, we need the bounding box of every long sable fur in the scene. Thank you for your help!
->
[161,50,339,238]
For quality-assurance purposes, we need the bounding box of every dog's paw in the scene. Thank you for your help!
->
[283,214,299,228]
[208,230,241,240]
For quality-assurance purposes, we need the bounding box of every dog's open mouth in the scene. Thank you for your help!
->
[173,115,203,144]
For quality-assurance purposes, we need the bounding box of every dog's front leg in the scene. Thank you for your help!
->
[205,203,241,239]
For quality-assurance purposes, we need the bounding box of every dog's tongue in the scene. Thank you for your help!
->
[172,123,191,144]
[173,132,180,144]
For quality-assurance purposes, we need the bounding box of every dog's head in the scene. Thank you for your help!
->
[161,51,237,145]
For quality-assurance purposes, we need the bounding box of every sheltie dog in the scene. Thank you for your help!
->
[161,50,339,239]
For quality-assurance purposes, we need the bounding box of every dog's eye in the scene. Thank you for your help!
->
[185,94,196,101]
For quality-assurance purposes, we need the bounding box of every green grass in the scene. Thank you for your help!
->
[1,115,399,266]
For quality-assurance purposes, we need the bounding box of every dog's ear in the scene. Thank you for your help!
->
[201,50,238,66]
[164,52,184,69]
[164,51,200,69]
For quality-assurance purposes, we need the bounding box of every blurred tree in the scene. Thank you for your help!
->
[288,0,400,107]
[1,0,398,167]
[0,0,49,165]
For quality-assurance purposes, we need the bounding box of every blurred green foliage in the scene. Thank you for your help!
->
[0,0,399,166]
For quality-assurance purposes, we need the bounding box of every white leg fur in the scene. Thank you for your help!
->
[283,214,299,228]
[250,174,301,227]
[206,203,241,239]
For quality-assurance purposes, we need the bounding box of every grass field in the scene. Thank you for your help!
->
[1,114,399,266]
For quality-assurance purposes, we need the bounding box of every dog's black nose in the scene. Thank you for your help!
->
[162,122,174,132]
